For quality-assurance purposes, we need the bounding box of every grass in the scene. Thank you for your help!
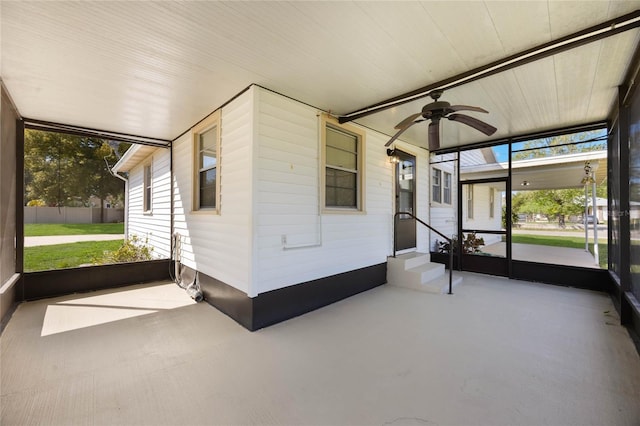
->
[25,223,124,236]
[24,240,124,272]
[511,234,586,249]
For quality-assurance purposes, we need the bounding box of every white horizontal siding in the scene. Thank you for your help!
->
[429,207,457,251]
[462,183,503,248]
[172,89,253,294]
[429,160,457,251]
[254,88,396,295]
[127,148,171,259]
[126,86,436,297]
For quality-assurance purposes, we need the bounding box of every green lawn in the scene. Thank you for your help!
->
[25,223,124,236]
[24,240,124,272]
[511,234,586,249]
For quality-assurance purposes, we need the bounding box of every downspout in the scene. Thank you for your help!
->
[104,157,128,238]
[170,141,174,273]
[584,184,589,252]
[591,171,599,265]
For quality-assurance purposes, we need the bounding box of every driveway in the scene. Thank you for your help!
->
[513,225,607,238]
[24,234,124,247]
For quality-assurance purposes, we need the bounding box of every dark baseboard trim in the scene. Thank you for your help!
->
[461,254,509,277]
[251,263,387,330]
[608,271,623,313]
[19,259,171,301]
[431,254,611,293]
[187,263,387,331]
[511,260,611,293]
[622,291,640,356]
[183,265,254,330]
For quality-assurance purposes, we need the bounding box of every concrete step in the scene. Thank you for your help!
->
[392,252,430,270]
[386,253,434,287]
[418,272,464,294]
[387,252,463,294]
[409,261,446,284]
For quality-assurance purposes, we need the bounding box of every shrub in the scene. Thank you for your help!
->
[437,232,485,254]
[93,235,153,264]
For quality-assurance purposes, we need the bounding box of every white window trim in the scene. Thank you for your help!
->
[320,114,366,214]
[467,184,474,219]
[489,187,495,218]
[192,110,221,214]
[432,167,442,204]
[143,160,153,215]
[443,171,452,205]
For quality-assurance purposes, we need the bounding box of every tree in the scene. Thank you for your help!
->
[512,130,606,161]
[510,130,608,225]
[532,189,585,222]
[73,137,127,221]
[24,129,128,221]
[512,188,601,225]
[25,130,79,207]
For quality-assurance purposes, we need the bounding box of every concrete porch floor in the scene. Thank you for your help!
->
[2,273,639,425]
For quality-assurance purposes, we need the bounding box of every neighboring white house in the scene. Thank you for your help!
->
[113,85,432,329]
[429,147,505,252]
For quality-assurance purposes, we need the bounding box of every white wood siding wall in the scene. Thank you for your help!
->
[165,86,433,297]
[127,149,171,258]
[254,88,398,295]
[172,89,254,295]
[429,161,457,251]
[462,184,503,246]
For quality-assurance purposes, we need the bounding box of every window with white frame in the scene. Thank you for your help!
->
[193,111,221,211]
[467,184,474,219]
[432,168,441,203]
[143,163,152,213]
[323,116,364,211]
[443,171,451,205]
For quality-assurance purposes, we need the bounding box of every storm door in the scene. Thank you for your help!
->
[459,178,509,276]
[395,150,416,251]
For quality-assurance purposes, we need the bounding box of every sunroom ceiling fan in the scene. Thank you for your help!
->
[384,90,497,150]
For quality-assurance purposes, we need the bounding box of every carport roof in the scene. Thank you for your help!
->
[2,1,640,150]
[460,150,607,190]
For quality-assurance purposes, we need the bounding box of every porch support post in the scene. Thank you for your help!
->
[592,172,599,265]
[584,184,589,251]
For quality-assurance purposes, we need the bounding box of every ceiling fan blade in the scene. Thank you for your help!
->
[384,119,424,147]
[428,121,440,151]
[394,112,423,129]
[448,113,497,136]
[448,105,489,114]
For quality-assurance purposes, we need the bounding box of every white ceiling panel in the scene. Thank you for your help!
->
[2,1,640,150]
[588,29,640,115]
[554,43,601,123]
[548,1,615,39]
[421,2,507,69]
[484,2,552,55]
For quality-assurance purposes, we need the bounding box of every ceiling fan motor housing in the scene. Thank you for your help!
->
[422,101,451,114]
